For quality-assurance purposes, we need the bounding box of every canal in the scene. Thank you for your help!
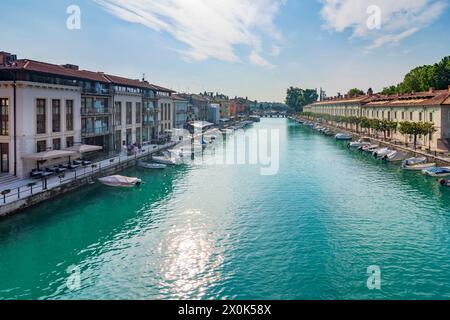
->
[0,118,450,300]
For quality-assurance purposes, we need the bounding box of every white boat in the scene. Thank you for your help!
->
[137,161,167,170]
[349,138,371,148]
[402,157,436,171]
[335,133,353,141]
[422,167,450,177]
[383,150,409,162]
[373,147,391,158]
[360,144,379,153]
[99,175,142,187]
[152,152,181,165]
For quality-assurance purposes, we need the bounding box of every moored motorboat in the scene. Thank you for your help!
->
[99,175,142,187]
[373,147,391,158]
[402,157,436,171]
[440,179,450,187]
[382,150,408,162]
[152,151,181,165]
[335,133,353,141]
[137,160,167,170]
[360,144,379,153]
[349,137,371,149]
[422,167,450,177]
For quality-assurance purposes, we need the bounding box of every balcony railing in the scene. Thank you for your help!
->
[82,88,111,95]
[82,126,111,137]
[81,108,113,116]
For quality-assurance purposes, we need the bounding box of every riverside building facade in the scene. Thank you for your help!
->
[0,51,173,179]
[304,88,450,152]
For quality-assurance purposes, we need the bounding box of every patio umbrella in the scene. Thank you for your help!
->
[65,144,103,154]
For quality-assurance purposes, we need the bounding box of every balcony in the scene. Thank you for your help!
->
[81,108,113,116]
[82,88,110,96]
[82,126,111,137]
[143,119,161,127]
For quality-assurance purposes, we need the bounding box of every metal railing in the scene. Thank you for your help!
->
[0,142,178,206]
[81,127,111,137]
[81,108,113,116]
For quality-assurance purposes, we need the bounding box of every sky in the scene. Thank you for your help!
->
[1,0,449,102]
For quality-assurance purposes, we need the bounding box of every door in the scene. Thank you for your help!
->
[0,143,9,173]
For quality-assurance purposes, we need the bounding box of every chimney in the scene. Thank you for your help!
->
[429,87,435,93]
[61,64,79,70]
[0,52,17,66]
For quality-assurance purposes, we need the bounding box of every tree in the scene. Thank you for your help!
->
[347,88,365,97]
[399,121,430,150]
[381,56,450,95]
[423,122,437,151]
[285,87,318,112]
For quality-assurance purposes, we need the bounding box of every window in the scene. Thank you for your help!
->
[52,99,61,132]
[66,136,74,148]
[410,112,413,121]
[419,112,423,122]
[430,112,433,122]
[394,111,397,120]
[53,138,61,150]
[0,98,8,136]
[66,100,74,131]
[36,140,47,153]
[136,102,141,123]
[36,99,46,134]
[136,127,141,144]
[402,112,405,120]
[126,102,132,125]
[382,111,384,119]
[115,102,122,126]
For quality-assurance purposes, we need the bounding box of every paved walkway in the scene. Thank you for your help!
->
[290,116,450,164]
[0,142,177,206]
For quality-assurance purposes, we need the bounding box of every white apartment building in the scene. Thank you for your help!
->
[0,51,174,179]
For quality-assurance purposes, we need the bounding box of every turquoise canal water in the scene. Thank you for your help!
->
[1,118,450,300]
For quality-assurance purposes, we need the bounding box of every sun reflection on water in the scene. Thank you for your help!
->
[157,210,224,300]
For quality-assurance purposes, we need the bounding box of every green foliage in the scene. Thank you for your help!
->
[347,88,365,97]
[381,56,450,95]
[286,87,318,112]
[399,121,437,149]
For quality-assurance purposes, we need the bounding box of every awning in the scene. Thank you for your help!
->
[22,150,77,161]
[65,144,103,154]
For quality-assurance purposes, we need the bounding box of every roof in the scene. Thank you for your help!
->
[310,95,373,106]
[309,89,450,108]
[172,94,189,101]
[0,56,174,92]
[365,90,450,107]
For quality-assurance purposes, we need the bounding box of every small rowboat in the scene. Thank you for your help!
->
[99,175,142,188]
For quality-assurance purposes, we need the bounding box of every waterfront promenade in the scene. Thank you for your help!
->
[290,115,450,166]
[0,142,177,217]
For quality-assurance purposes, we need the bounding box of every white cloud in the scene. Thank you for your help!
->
[95,0,285,67]
[320,0,447,48]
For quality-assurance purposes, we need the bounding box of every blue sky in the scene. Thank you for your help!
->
[1,0,449,101]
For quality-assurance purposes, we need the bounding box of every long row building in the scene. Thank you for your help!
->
[304,88,450,152]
